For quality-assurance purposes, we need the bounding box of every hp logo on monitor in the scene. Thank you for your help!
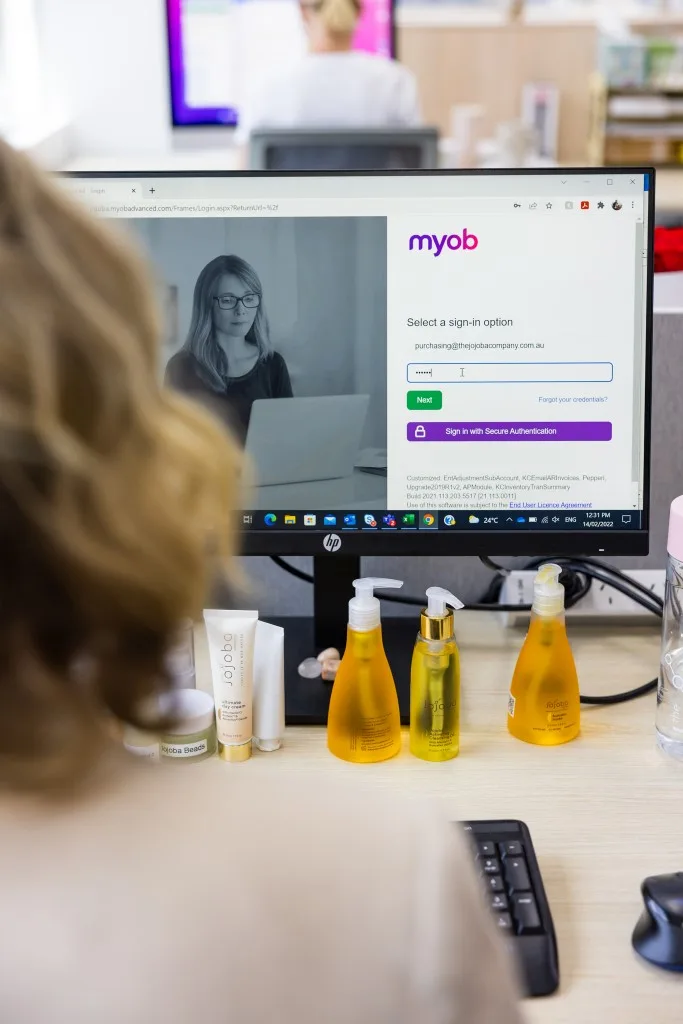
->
[323,533,342,553]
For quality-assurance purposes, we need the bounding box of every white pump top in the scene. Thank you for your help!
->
[426,586,465,618]
[532,563,565,617]
[349,577,403,631]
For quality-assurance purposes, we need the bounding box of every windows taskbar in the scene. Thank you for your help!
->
[243,510,643,532]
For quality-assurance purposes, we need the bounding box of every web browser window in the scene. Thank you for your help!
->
[67,171,650,538]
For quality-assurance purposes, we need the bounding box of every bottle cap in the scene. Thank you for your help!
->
[349,578,403,631]
[668,496,683,562]
[532,563,565,617]
[219,739,252,763]
[255,738,282,752]
[421,587,464,640]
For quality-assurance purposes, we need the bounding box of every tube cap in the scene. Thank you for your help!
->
[349,578,403,631]
[219,739,252,763]
[668,496,683,562]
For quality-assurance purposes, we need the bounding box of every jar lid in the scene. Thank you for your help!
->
[159,688,214,735]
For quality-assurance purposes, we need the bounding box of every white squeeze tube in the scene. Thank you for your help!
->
[203,610,258,763]
[253,621,285,751]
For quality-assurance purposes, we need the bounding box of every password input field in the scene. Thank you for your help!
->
[406,362,614,384]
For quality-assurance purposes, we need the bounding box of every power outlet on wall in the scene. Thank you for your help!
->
[498,570,664,627]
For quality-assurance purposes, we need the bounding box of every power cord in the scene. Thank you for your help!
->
[269,553,661,705]
[269,555,591,612]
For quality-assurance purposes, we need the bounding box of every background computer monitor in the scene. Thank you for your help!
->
[167,0,396,128]
[248,128,439,170]
[68,168,653,716]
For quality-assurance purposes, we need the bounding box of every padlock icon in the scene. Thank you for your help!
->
[414,424,426,439]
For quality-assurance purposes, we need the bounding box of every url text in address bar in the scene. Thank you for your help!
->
[88,202,282,216]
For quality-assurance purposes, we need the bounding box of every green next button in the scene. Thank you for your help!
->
[407,390,443,410]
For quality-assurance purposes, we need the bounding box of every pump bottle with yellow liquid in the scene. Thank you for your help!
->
[410,587,464,762]
[327,578,403,764]
[507,563,580,746]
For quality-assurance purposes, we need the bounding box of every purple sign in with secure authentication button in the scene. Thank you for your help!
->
[407,422,613,442]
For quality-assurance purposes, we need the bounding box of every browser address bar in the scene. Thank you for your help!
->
[88,201,281,215]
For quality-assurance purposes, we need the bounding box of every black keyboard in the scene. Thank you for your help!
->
[462,820,559,998]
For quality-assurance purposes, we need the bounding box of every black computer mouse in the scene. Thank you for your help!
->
[632,872,683,971]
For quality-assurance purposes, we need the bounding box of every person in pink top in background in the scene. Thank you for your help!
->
[242,0,422,137]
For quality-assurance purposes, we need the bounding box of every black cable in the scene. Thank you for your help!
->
[270,554,543,611]
[564,563,661,617]
[270,553,661,705]
[479,555,512,577]
[521,553,663,611]
[269,554,639,613]
[580,678,657,706]
[270,555,315,585]
[476,556,591,609]
[564,554,663,609]
[269,554,564,612]
[474,555,661,704]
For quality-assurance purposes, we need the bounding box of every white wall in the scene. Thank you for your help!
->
[39,0,172,156]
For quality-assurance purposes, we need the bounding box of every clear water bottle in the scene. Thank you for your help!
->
[166,619,196,690]
[656,497,683,759]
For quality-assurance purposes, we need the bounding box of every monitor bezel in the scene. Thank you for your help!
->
[165,0,398,129]
[68,166,654,557]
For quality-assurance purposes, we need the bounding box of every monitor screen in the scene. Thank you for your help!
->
[68,169,653,557]
[167,0,395,128]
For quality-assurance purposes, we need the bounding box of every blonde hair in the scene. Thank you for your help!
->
[0,140,242,793]
[317,0,360,36]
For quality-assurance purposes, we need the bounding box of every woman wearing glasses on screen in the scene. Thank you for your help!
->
[165,255,293,441]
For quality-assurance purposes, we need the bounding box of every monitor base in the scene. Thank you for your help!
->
[265,615,416,725]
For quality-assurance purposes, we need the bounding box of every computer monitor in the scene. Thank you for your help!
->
[249,128,439,171]
[67,168,653,720]
[167,0,396,128]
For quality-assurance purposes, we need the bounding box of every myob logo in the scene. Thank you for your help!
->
[408,231,479,256]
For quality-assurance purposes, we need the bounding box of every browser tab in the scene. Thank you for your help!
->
[65,179,144,201]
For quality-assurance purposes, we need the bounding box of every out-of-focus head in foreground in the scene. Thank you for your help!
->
[0,140,242,793]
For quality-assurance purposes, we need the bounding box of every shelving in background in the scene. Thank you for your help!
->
[591,34,683,165]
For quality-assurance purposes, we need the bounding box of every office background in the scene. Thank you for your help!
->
[4,0,683,599]
[129,215,388,452]
[5,2,683,186]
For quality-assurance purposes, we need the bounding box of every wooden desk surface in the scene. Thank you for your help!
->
[194,614,683,1023]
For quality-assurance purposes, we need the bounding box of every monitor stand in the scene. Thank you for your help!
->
[265,556,416,725]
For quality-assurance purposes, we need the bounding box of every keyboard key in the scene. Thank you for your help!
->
[478,841,497,857]
[488,875,504,893]
[496,913,514,932]
[482,857,500,875]
[491,893,509,912]
[504,857,531,892]
[513,894,542,934]
[501,840,524,858]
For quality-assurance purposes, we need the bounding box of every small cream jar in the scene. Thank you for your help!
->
[158,689,216,764]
